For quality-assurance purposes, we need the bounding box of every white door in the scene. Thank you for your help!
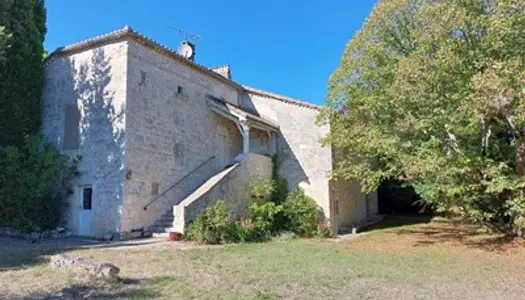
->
[79,186,93,236]
[217,126,231,169]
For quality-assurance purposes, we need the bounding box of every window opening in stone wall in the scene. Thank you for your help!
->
[177,86,188,101]
[82,186,93,210]
[64,104,80,149]
[151,182,160,196]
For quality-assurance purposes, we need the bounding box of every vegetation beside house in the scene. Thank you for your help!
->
[320,0,525,235]
[185,156,333,244]
[0,0,75,233]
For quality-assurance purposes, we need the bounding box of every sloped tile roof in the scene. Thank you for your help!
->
[206,95,279,131]
[243,85,321,111]
[46,26,244,91]
[46,26,322,111]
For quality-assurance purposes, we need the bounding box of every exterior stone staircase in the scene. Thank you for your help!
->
[147,154,272,238]
[147,163,240,238]
[148,208,176,238]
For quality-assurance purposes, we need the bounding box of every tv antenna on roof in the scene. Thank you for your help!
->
[165,25,200,42]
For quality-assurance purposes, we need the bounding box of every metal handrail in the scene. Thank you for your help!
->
[143,155,216,210]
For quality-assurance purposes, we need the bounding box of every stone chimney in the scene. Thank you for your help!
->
[211,65,231,80]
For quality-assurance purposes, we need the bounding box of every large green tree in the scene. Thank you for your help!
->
[0,0,46,146]
[321,0,525,233]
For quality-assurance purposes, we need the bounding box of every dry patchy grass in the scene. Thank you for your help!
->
[1,217,525,299]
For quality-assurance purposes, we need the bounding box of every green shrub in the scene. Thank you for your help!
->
[270,155,288,204]
[271,177,289,204]
[184,214,206,242]
[250,180,274,203]
[283,188,320,237]
[248,202,283,241]
[235,218,258,243]
[184,200,238,244]
[316,220,335,238]
[0,135,78,232]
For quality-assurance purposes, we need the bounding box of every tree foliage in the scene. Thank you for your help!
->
[0,135,77,232]
[0,0,46,146]
[320,0,525,233]
[0,26,10,63]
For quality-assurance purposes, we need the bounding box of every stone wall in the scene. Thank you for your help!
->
[329,148,379,231]
[249,128,277,156]
[329,179,368,228]
[42,42,128,237]
[121,40,244,232]
[242,92,333,220]
[173,153,272,233]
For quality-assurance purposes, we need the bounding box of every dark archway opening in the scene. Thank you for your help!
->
[378,179,433,216]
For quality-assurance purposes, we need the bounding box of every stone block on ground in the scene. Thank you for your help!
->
[50,254,120,281]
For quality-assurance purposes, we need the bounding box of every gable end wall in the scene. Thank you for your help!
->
[243,93,333,220]
[42,41,128,237]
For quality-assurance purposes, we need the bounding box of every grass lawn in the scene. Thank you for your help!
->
[1,217,525,299]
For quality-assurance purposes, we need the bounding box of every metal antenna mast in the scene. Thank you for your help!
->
[165,25,200,42]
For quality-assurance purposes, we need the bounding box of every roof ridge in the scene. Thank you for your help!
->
[242,85,322,111]
[46,26,323,111]
[210,64,230,69]
[45,26,243,91]
[47,26,133,57]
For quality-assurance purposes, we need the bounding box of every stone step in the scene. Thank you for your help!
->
[153,224,172,230]
[149,226,175,233]
[158,218,174,223]
[151,232,170,239]
[151,228,179,239]
[155,220,173,224]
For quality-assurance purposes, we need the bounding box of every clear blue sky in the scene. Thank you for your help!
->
[44,0,376,106]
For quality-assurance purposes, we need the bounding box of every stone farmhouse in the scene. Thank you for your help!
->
[42,26,378,239]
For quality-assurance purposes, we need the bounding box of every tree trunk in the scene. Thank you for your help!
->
[515,137,525,176]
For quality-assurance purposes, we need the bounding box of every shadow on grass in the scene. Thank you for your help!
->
[395,223,521,252]
[359,215,433,233]
[359,215,523,253]
[0,237,162,271]
[23,276,172,299]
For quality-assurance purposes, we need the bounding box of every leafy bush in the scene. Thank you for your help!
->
[234,218,257,242]
[250,171,289,235]
[271,177,289,205]
[270,155,289,204]
[184,214,206,242]
[0,135,77,232]
[283,188,320,237]
[186,188,328,243]
[184,200,238,244]
[250,180,274,203]
[316,220,335,238]
[248,202,283,241]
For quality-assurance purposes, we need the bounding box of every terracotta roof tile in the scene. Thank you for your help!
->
[46,26,243,91]
[243,85,322,111]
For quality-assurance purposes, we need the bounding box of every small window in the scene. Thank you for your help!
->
[64,104,80,149]
[176,86,188,102]
[151,182,160,195]
[82,186,93,210]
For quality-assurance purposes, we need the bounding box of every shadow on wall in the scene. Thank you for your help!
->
[277,136,309,189]
[241,93,310,192]
[56,48,125,234]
